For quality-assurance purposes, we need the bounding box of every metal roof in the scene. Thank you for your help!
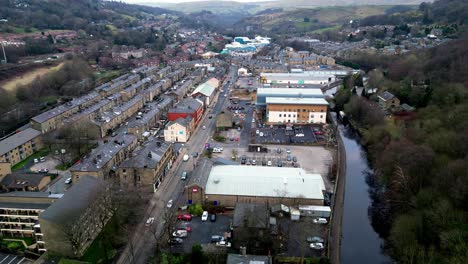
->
[205,165,324,200]
[191,78,219,97]
[266,97,329,106]
[0,128,41,156]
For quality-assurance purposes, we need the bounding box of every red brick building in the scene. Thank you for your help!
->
[167,98,204,126]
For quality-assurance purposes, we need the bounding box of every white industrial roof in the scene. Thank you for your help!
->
[205,165,325,200]
[257,88,324,96]
[266,97,329,106]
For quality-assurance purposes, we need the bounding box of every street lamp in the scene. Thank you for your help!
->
[1,41,7,64]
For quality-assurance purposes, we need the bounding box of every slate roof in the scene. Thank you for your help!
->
[232,203,269,229]
[0,172,51,189]
[0,128,41,156]
[378,91,396,101]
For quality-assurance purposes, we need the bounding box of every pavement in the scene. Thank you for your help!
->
[116,66,238,264]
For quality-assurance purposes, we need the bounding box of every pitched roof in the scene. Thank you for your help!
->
[0,128,41,156]
[191,78,219,97]
[233,203,269,229]
[1,172,51,189]
[119,141,172,169]
[39,176,103,225]
[378,91,396,101]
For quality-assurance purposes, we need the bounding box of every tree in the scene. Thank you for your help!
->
[191,244,204,264]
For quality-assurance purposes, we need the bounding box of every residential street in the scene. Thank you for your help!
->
[116,67,236,264]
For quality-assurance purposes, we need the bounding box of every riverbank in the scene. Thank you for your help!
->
[328,115,346,264]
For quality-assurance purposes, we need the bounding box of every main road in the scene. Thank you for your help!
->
[116,66,237,264]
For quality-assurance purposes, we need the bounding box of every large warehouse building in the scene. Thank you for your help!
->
[256,88,324,106]
[266,97,329,124]
[203,165,325,207]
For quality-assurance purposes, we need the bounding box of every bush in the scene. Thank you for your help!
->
[213,134,226,142]
[188,203,204,216]
[7,242,22,251]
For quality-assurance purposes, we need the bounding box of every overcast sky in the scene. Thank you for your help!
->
[123,0,274,3]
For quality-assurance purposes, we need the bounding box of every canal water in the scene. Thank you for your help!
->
[339,124,392,264]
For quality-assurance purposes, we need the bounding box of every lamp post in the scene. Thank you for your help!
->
[1,41,7,64]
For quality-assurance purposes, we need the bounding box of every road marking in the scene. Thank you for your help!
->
[6,256,16,264]
[17,258,26,264]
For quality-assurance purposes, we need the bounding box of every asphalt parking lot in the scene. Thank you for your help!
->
[0,253,31,264]
[253,125,326,145]
[277,216,328,258]
[236,76,259,89]
[171,214,232,253]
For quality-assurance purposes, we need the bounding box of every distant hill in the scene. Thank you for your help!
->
[139,0,429,26]
[232,5,397,35]
[0,0,177,35]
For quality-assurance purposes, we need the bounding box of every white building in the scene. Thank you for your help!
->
[266,97,329,124]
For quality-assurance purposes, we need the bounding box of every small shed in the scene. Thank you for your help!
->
[290,208,300,221]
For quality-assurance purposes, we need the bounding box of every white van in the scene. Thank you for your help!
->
[183,154,189,161]
[313,218,328,224]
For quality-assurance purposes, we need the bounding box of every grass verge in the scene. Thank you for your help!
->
[11,148,49,171]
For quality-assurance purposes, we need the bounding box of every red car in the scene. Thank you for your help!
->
[177,214,192,221]
[314,131,323,135]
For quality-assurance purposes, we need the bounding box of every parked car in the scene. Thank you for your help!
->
[177,214,192,221]
[168,238,183,244]
[145,217,155,226]
[262,160,267,166]
[310,242,324,249]
[65,178,72,184]
[277,160,283,167]
[202,211,209,221]
[183,154,189,161]
[167,200,173,208]
[287,155,291,161]
[179,226,192,232]
[313,218,328,224]
[307,236,324,243]
[241,156,247,164]
[211,235,224,243]
[314,131,323,135]
[172,230,188,238]
[39,157,45,162]
[276,148,282,154]
[34,158,39,164]
[210,213,217,222]
[181,171,188,180]
[267,160,272,166]
[293,156,297,162]
[251,159,256,165]
[216,241,232,247]
[193,152,199,157]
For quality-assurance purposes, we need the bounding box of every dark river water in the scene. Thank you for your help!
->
[339,124,392,264]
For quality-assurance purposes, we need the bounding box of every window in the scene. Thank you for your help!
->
[288,114,291,117]
[311,115,314,118]
[279,114,282,117]
[321,109,324,112]
[320,115,323,118]
[303,109,306,112]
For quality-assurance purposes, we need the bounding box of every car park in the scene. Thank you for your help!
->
[313,218,328,224]
[210,213,217,222]
[167,200,173,208]
[177,214,192,221]
[145,217,155,226]
[307,236,324,243]
[310,242,324,250]
[172,230,188,238]
[181,171,188,180]
[201,211,209,221]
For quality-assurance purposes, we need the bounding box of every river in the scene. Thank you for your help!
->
[339,124,392,264]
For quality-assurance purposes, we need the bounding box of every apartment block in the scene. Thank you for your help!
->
[0,192,62,253]
[266,97,329,124]
[0,128,43,167]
